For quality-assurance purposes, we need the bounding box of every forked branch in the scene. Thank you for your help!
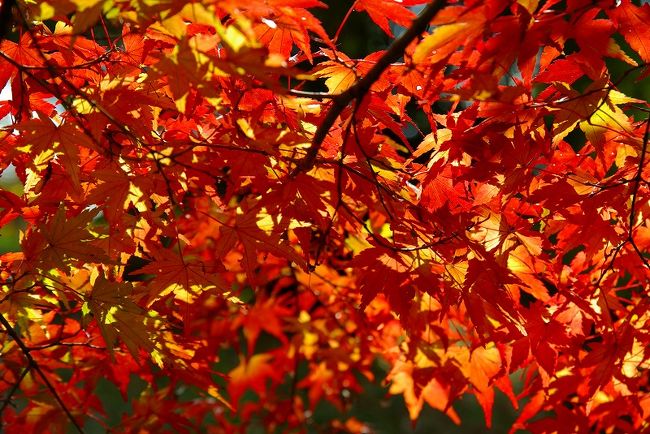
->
[292,0,447,175]
[0,313,85,433]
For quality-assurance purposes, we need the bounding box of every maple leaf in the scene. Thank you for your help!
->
[412,10,485,64]
[84,275,162,362]
[31,206,107,270]
[0,35,43,88]
[2,0,650,432]
[215,0,331,61]
[546,80,635,146]
[136,247,228,305]
[0,190,25,227]
[85,167,150,225]
[17,117,98,191]
[388,358,463,423]
[227,353,285,404]
[451,345,503,428]
[354,0,416,37]
[420,163,469,212]
[232,296,291,354]
[315,49,394,94]
[609,0,650,63]
[213,204,306,279]
[353,247,415,316]
[149,37,221,114]
[252,4,330,62]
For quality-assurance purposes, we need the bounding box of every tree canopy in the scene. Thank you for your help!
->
[0,0,649,432]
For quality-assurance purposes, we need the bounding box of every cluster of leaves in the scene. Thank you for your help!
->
[0,0,649,432]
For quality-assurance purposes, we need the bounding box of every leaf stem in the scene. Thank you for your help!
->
[333,0,358,43]
[628,115,650,268]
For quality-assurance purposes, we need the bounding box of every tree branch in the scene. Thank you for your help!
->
[292,0,447,176]
[0,313,85,433]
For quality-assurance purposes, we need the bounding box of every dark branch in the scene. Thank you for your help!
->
[0,313,86,433]
[291,0,447,176]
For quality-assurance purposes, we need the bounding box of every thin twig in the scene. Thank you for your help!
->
[628,116,650,268]
[286,89,337,99]
[0,366,30,418]
[0,313,85,433]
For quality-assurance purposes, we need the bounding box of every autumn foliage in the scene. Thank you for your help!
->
[0,0,649,432]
